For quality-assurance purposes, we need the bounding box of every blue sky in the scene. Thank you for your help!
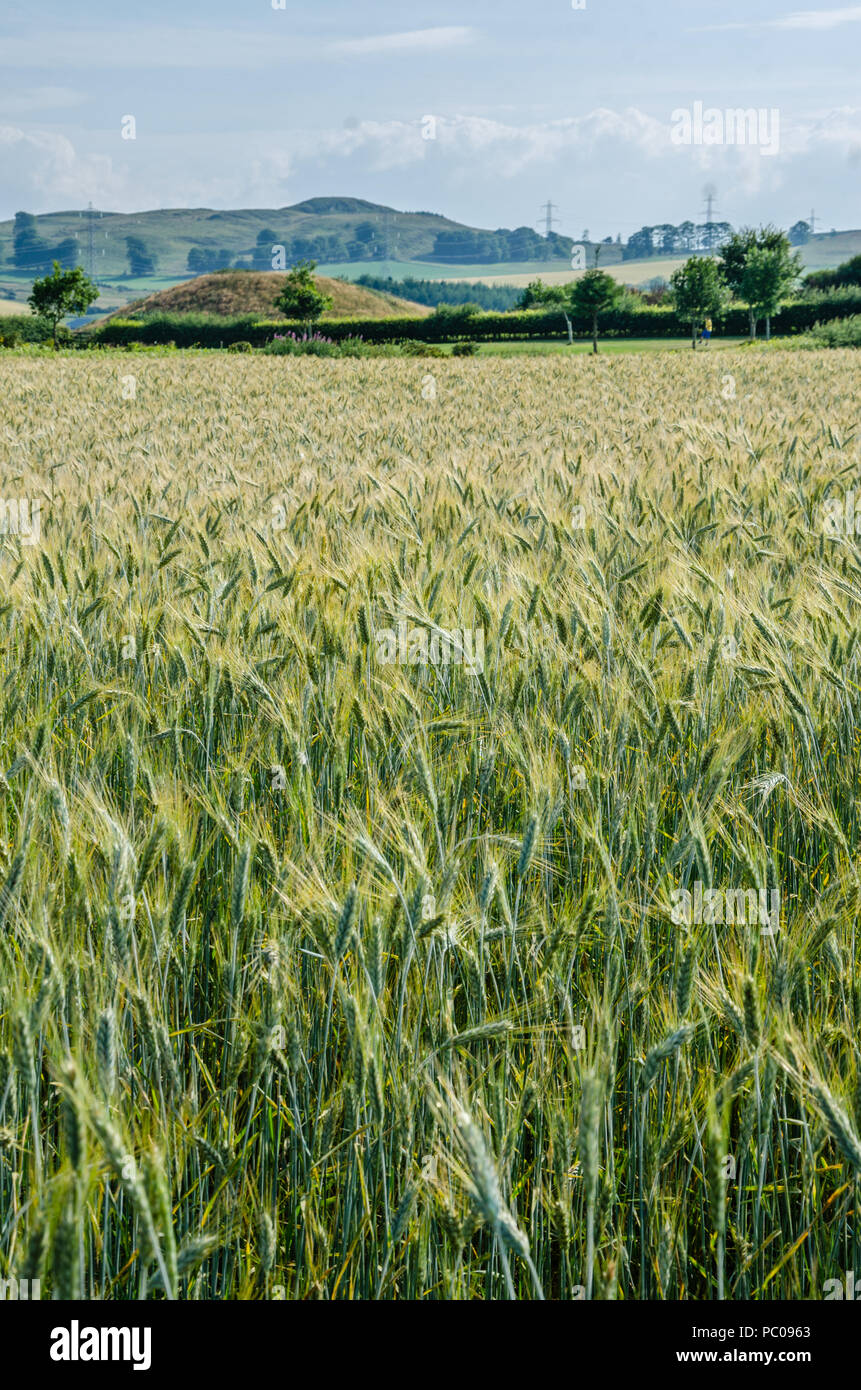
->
[1,0,859,234]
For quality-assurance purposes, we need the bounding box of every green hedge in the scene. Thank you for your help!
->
[0,315,60,346]
[81,291,861,348]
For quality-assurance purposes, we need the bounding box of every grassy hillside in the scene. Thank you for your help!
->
[0,199,550,281]
[114,270,431,322]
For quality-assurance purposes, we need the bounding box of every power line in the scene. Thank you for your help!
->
[538,200,560,237]
[701,184,720,250]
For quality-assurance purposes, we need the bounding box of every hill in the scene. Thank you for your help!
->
[0,200,572,283]
[106,270,432,321]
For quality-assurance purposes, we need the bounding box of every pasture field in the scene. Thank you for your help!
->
[0,350,860,1301]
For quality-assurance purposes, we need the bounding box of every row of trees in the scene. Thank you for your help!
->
[670,227,802,344]
[519,227,803,349]
[430,227,573,264]
[624,221,734,259]
[623,219,811,260]
[11,214,159,278]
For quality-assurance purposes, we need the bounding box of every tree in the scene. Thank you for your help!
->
[718,225,802,338]
[253,230,280,271]
[275,260,333,330]
[518,279,574,343]
[28,262,99,347]
[623,227,655,260]
[669,257,729,348]
[187,247,235,274]
[568,269,623,353]
[739,245,802,340]
[805,253,861,291]
[789,220,811,247]
[125,236,156,276]
[13,212,52,273]
[53,237,79,270]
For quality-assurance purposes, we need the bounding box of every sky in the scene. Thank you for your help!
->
[1,0,859,236]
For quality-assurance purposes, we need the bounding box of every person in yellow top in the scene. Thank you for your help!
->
[701,316,713,346]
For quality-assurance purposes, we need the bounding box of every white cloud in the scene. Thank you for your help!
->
[4,105,860,224]
[694,5,861,32]
[0,125,121,207]
[332,27,476,56]
[773,5,861,28]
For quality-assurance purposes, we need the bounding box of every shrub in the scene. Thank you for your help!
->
[452,341,479,356]
[804,315,861,347]
[0,315,64,346]
[228,340,254,353]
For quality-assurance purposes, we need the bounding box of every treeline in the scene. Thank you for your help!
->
[804,254,861,291]
[75,288,861,348]
[623,219,813,259]
[354,274,522,312]
[428,227,573,263]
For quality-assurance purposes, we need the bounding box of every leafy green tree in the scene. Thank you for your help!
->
[718,226,799,337]
[518,279,574,342]
[669,257,729,348]
[568,269,624,353]
[125,236,157,276]
[739,245,802,340]
[275,260,333,330]
[28,261,99,347]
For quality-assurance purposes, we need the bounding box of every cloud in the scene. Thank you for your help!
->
[332,27,476,56]
[0,125,121,207]
[693,5,861,32]
[4,105,860,225]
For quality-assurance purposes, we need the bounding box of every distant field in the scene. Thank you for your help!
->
[799,229,861,269]
[323,237,861,289]
[436,257,690,290]
[318,257,579,283]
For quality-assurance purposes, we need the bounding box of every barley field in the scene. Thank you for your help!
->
[1,349,860,1301]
